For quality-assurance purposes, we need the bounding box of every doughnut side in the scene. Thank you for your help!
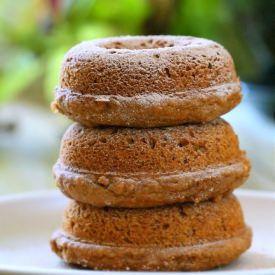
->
[53,82,241,127]
[51,228,252,271]
[58,119,244,174]
[61,194,246,247]
[54,157,250,207]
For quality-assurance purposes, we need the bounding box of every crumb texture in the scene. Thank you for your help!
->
[63,194,245,247]
[59,118,243,173]
[60,36,238,96]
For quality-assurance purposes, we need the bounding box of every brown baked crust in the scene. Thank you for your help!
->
[51,195,252,271]
[62,194,245,246]
[51,228,251,271]
[54,118,250,207]
[52,35,241,127]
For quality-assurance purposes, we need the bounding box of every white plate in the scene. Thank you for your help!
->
[0,189,274,275]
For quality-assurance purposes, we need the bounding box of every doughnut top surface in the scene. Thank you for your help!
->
[60,35,238,96]
[59,118,244,174]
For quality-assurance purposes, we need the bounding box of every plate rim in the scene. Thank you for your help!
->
[0,263,274,275]
[0,188,274,275]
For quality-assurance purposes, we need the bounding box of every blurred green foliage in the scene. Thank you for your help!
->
[0,0,150,104]
[0,0,273,105]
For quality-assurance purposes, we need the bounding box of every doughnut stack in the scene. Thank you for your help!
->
[50,36,252,271]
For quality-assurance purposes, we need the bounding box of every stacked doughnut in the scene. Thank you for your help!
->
[50,36,252,271]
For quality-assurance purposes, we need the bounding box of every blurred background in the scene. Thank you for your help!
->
[0,0,274,195]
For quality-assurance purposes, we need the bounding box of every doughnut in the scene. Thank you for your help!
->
[50,194,252,271]
[53,118,250,208]
[52,35,241,127]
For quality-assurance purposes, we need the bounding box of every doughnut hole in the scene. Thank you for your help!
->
[99,38,174,50]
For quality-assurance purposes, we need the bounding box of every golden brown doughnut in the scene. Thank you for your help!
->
[52,35,241,127]
[54,118,250,208]
[51,194,252,271]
